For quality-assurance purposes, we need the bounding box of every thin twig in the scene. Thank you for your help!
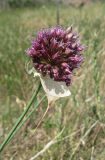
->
[32,101,53,134]
[34,104,50,131]
[29,127,85,160]
[30,128,64,160]
[91,146,94,160]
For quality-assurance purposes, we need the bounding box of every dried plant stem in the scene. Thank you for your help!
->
[91,146,94,160]
[0,83,41,153]
[30,139,55,160]
[30,128,64,160]
[29,127,86,160]
[56,0,60,25]
[32,101,54,134]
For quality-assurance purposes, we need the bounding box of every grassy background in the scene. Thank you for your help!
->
[0,2,105,160]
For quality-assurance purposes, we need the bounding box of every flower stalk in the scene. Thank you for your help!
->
[0,83,42,153]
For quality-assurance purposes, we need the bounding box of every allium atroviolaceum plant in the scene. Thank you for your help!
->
[0,26,85,153]
[27,26,85,101]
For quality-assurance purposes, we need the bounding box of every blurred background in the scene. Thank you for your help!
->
[0,0,105,159]
[0,0,105,8]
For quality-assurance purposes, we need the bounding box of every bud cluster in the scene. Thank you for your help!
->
[27,27,84,86]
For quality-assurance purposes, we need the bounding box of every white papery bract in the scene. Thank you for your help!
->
[28,67,71,103]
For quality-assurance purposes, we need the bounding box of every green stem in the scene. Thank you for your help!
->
[7,95,46,145]
[0,83,41,153]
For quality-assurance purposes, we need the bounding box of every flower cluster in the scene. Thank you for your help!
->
[27,26,84,86]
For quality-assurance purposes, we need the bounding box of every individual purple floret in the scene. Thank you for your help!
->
[26,26,85,86]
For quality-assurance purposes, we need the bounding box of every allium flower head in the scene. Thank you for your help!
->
[26,26,85,101]
[27,26,84,86]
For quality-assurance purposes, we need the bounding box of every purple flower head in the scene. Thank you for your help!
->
[27,26,85,86]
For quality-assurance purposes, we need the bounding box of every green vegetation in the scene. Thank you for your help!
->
[0,2,105,159]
